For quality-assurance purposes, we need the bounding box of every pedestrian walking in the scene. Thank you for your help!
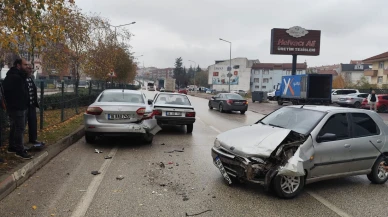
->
[2,58,32,159]
[367,90,379,112]
[26,64,44,149]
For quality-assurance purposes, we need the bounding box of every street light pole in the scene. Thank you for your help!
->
[219,38,232,92]
[110,22,136,41]
[188,60,197,92]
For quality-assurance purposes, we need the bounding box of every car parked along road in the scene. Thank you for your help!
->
[208,93,248,114]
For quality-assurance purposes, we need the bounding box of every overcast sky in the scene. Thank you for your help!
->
[77,0,388,69]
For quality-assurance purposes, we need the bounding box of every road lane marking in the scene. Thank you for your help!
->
[207,125,352,217]
[71,147,118,217]
[307,191,352,217]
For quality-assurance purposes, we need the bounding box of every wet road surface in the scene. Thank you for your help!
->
[1,91,388,217]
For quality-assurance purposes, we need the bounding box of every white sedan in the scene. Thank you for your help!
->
[148,92,196,133]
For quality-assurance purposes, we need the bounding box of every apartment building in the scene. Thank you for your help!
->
[363,51,388,86]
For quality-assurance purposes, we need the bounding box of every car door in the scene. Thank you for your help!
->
[310,113,353,178]
[347,112,384,171]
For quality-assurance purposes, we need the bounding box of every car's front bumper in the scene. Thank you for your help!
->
[211,147,268,186]
[155,116,195,125]
[84,114,161,136]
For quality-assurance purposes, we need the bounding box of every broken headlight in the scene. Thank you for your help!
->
[214,139,221,148]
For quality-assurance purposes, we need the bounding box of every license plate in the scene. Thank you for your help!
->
[234,102,243,105]
[339,98,346,101]
[214,156,232,184]
[166,111,181,116]
[108,114,134,120]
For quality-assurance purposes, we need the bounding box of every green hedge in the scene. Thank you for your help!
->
[41,91,101,110]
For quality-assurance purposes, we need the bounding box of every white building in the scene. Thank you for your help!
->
[339,62,372,84]
[250,63,307,92]
[208,57,259,92]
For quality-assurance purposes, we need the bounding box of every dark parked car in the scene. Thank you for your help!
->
[208,93,248,114]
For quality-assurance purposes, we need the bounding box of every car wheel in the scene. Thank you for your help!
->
[273,174,305,199]
[378,105,388,113]
[240,111,246,114]
[219,104,225,113]
[85,132,96,144]
[277,99,283,106]
[354,101,361,108]
[208,102,213,109]
[186,124,193,133]
[367,155,388,184]
[143,133,154,144]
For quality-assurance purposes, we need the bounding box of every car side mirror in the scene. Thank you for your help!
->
[148,99,153,105]
[317,133,337,143]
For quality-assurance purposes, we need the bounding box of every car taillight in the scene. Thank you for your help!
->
[186,112,196,117]
[86,107,103,115]
[136,108,146,116]
[227,99,233,105]
[243,100,248,105]
[153,110,162,116]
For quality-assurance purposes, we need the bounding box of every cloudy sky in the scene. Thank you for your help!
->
[77,0,388,69]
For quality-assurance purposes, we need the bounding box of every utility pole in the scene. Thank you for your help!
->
[219,38,232,92]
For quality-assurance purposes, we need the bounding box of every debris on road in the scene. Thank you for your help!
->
[212,196,216,198]
[152,191,156,194]
[79,190,87,192]
[116,175,125,180]
[161,143,165,145]
[168,167,173,169]
[105,156,112,159]
[91,171,101,175]
[168,162,173,165]
[32,205,37,210]
[176,163,179,166]
[183,196,189,201]
[185,210,212,216]
[160,162,165,168]
[66,173,70,175]
[95,149,102,153]
[164,148,184,153]
[164,150,175,153]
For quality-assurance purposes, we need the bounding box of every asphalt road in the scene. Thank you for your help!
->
[1,91,388,217]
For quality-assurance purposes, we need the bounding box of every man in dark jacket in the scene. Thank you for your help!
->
[2,58,32,159]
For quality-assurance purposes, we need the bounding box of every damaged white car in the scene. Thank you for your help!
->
[84,89,161,144]
[212,105,388,198]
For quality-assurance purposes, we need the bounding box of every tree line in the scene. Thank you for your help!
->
[0,0,137,84]
[173,57,209,88]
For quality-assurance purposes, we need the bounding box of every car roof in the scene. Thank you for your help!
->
[101,89,142,94]
[287,105,375,113]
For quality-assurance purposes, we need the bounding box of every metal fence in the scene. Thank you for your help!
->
[0,79,140,146]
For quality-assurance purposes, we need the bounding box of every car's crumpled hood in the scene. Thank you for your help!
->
[217,124,291,158]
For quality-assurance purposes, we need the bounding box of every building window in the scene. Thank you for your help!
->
[262,86,266,89]
[378,76,383,84]
[255,85,260,89]
[255,70,260,75]
[285,70,291,75]
[263,70,269,75]
[379,62,384,69]
[354,64,363,70]
[254,78,259,83]
[263,78,269,83]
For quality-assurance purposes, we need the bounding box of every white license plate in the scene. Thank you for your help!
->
[214,156,232,184]
[166,111,181,116]
[108,114,134,120]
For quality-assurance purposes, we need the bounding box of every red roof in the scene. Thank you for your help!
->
[318,70,338,76]
[252,63,307,70]
[363,51,388,63]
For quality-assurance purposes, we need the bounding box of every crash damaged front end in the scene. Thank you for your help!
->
[211,130,307,189]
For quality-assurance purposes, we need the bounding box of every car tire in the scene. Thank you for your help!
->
[367,155,388,184]
[354,101,361,108]
[240,111,246,114]
[378,105,388,113]
[219,104,225,113]
[85,132,96,144]
[187,124,193,133]
[143,133,154,144]
[273,174,305,199]
[208,102,213,109]
[277,99,283,106]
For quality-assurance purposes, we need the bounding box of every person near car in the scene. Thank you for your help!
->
[26,64,44,148]
[2,58,32,159]
[367,90,378,112]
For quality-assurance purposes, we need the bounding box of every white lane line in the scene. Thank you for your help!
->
[71,147,118,217]
[207,125,352,217]
[307,191,352,217]
[209,125,222,133]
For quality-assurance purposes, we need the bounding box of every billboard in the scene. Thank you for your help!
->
[211,65,239,85]
[270,26,321,56]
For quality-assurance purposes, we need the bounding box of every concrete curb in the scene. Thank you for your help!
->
[0,126,85,201]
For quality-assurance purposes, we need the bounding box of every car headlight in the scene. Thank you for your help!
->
[214,139,221,148]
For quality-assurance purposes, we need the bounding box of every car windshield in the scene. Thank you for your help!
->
[98,92,144,103]
[259,107,326,135]
[155,94,191,105]
[225,94,244,99]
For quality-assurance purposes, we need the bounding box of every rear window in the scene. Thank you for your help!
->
[155,94,191,105]
[98,92,144,103]
[225,94,244,99]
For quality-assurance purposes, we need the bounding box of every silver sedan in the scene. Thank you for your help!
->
[83,89,161,144]
[211,105,388,198]
[337,93,369,108]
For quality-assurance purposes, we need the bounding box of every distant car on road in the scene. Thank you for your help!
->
[178,89,187,94]
[83,89,160,144]
[231,90,247,96]
[212,105,388,199]
[160,87,165,92]
[337,93,369,108]
[150,92,195,133]
[208,93,248,114]
[331,89,359,103]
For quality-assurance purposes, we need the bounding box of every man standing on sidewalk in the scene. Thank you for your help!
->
[2,58,32,159]
[26,64,44,149]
